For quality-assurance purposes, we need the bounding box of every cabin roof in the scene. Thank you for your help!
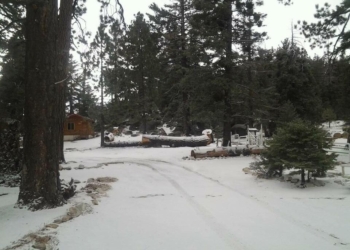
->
[232,124,246,130]
[66,114,94,123]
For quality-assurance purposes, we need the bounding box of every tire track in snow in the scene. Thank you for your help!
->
[145,159,349,248]
[119,159,250,250]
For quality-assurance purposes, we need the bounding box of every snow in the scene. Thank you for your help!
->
[0,188,68,249]
[1,131,350,249]
[322,120,347,137]
[202,129,212,135]
[143,134,209,142]
[158,124,175,135]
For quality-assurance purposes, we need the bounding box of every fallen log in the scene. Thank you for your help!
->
[104,141,142,147]
[251,147,265,155]
[191,145,265,158]
[191,146,247,159]
[142,134,210,147]
[104,133,115,142]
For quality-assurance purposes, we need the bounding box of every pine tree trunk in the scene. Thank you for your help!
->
[19,0,63,209]
[69,86,74,114]
[100,48,105,147]
[180,0,191,136]
[223,90,232,146]
[279,166,283,177]
[56,0,73,164]
[247,16,254,128]
[139,45,147,133]
[81,67,88,116]
[301,168,305,184]
[113,30,119,104]
[222,0,233,147]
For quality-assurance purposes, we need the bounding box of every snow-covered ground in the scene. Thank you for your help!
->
[1,135,350,250]
[322,120,347,137]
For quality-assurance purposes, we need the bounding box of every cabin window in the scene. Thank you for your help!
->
[68,122,75,130]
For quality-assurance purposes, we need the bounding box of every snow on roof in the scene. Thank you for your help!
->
[248,128,258,131]
[67,114,94,122]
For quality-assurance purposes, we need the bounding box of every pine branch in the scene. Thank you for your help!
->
[332,13,350,57]
[0,19,23,35]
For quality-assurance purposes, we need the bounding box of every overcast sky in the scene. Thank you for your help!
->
[82,0,342,56]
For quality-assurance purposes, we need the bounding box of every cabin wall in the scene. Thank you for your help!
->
[63,116,94,139]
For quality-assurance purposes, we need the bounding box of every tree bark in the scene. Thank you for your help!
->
[307,170,311,182]
[222,0,233,147]
[68,84,74,114]
[56,0,73,164]
[180,0,191,136]
[80,67,88,116]
[19,0,63,209]
[139,44,147,133]
[100,50,105,147]
[301,168,305,184]
[247,13,254,128]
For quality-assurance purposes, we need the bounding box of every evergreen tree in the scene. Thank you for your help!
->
[66,57,96,116]
[234,0,267,127]
[329,58,350,119]
[322,108,336,128]
[92,20,109,146]
[260,119,337,184]
[105,19,124,102]
[19,0,64,209]
[0,2,24,48]
[191,0,236,145]
[0,0,125,210]
[149,0,201,135]
[274,39,322,123]
[278,101,299,124]
[298,0,350,55]
[0,27,25,121]
[122,13,160,133]
[191,0,268,144]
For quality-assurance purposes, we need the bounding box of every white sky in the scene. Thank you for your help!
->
[82,0,342,56]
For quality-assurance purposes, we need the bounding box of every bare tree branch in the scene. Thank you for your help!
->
[115,0,126,30]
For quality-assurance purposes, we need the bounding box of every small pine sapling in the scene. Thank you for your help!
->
[322,108,336,128]
[260,120,337,184]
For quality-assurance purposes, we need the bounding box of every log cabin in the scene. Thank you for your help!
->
[63,114,94,141]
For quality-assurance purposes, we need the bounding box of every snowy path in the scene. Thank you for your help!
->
[57,157,349,250]
[1,137,350,250]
